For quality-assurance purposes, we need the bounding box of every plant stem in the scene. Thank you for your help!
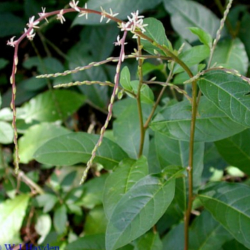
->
[184,79,198,250]
[136,37,145,157]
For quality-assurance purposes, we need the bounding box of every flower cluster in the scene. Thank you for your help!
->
[120,10,148,38]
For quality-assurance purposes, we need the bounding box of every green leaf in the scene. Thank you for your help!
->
[113,99,151,158]
[36,193,58,213]
[210,38,249,75]
[68,43,108,109]
[215,129,250,175]
[141,17,172,55]
[173,45,210,74]
[72,0,162,25]
[53,204,67,235]
[162,223,184,250]
[0,194,30,244]
[152,132,204,190]
[135,232,162,250]
[163,0,221,42]
[189,210,232,250]
[89,24,120,61]
[150,96,246,142]
[34,132,128,168]
[0,58,8,70]
[189,27,212,47]
[105,174,176,250]
[0,13,25,37]
[120,66,133,92]
[85,207,108,235]
[65,234,105,250]
[19,123,70,164]
[18,90,85,123]
[78,174,108,209]
[198,70,250,127]
[103,157,148,220]
[23,57,64,74]
[0,121,13,144]
[223,239,249,250]
[239,12,250,59]
[198,182,250,248]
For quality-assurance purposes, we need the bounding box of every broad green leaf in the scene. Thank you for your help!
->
[103,157,148,220]
[85,207,107,235]
[198,70,250,127]
[0,58,8,70]
[0,194,30,244]
[189,27,212,47]
[54,204,67,235]
[23,57,64,74]
[0,121,13,144]
[173,45,210,74]
[189,210,232,250]
[89,24,120,61]
[150,97,246,142]
[141,17,172,55]
[157,178,186,234]
[162,223,184,250]
[68,42,108,109]
[22,77,47,91]
[238,11,250,58]
[199,182,250,248]
[105,174,176,250]
[18,90,85,123]
[210,38,248,75]
[135,232,162,250]
[120,66,133,92]
[223,239,249,250]
[77,174,108,209]
[163,0,221,42]
[18,123,70,163]
[152,131,203,190]
[65,234,105,250]
[113,99,151,158]
[215,129,250,175]
[142,62,164,76]
[34,132,128,169]
[0,13,25,37]
[72,0,162,25]
[36,193,58,213]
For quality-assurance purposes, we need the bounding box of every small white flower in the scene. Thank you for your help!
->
[24,28,36,41]
[125,10,147,33]
[120,22,131,31]
[38,7,49,23]
[27,16,40,29]
[100,6,106,23]
[69,0,80,12]
[57,9,66,24]
[7,36,16,47]
[106,8,119,23]
[79,3,88,19]
[114,35,127,46]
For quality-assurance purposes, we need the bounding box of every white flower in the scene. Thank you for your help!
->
[100,6,106,22]
[7,36,16,47]
[27,16,40,29]
[114,35,127,46]
[24,28,36,41]
[69,0,80,12]
[57,9,66,24]
[79,3,88,19]
[38,7,49,23]
[120,22,131,31]
[106,8,119,23]
[123,10,148,33]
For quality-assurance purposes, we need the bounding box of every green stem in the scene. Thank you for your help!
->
[137,37,145,157]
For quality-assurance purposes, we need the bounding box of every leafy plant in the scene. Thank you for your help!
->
[1,0,250,249]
